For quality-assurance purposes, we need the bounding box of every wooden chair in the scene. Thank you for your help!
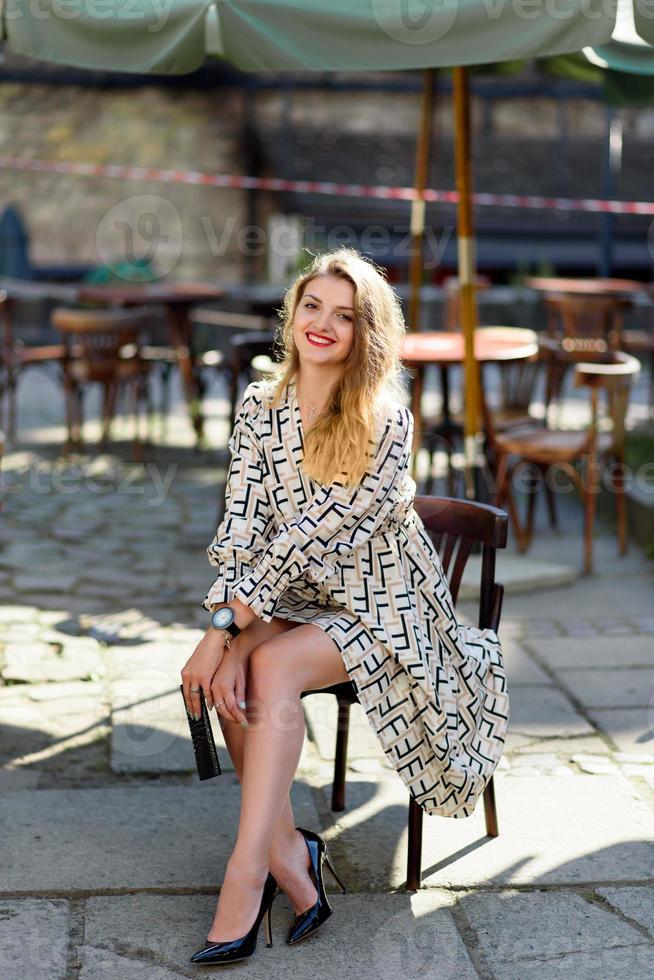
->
[483,348,640,574]
[52,307,152,459]
[0,290,69,443]
[542,293,632,419]
[227,331,277,431]
[301,494,509,891]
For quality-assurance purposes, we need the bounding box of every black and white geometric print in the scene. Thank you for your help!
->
[202,377,509,818]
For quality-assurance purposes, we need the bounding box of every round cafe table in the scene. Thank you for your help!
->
[400,327,540,476]
[524,276,653,297]
[79,282,226,447]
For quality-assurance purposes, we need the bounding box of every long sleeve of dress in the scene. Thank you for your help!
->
[228,404,415,623]
[201,383,274,612]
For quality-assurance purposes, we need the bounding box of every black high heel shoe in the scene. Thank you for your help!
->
[286,827,346,946]
[190,871,278,965]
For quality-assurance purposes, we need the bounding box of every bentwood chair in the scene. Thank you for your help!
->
[542,293,632,420]
[52,307,152,459]
[484,347,640,574]
[301,495,509,891]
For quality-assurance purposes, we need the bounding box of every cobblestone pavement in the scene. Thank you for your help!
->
[1,367,653,979]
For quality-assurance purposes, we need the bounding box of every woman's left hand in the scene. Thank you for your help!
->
[211,643,249,727]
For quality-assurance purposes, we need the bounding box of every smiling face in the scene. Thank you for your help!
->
[292,275,356,368]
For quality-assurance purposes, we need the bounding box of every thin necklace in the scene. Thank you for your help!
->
[296,381,319,426]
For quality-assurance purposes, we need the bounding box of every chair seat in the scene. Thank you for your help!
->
[13,343,68,364]
[495,425,613,463]
[140,345,179,363]
[68,358,151,383]
[301,681,357,703]
[622,329,654,353]
[194,349,225,368]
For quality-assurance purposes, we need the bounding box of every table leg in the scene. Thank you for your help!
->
[410,364,424,481]
[167,304,205,447]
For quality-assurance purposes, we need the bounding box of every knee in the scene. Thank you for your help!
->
[248,641,286,687]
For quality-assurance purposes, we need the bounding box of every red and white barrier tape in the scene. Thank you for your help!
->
[1,155,653,216]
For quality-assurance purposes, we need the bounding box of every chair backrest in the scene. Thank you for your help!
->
[52,307,149,376]
[573,351,640,454]
[413,495,508,631]
[229,330,278,375]
[442,275,491,331]
[544,293,632,349]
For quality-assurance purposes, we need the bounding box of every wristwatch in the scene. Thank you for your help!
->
[211,605,242,648]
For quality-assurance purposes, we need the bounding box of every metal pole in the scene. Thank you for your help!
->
[453,65,480,499]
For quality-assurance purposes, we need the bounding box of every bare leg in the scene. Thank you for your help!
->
[218,715,318,914]
[207,624,348,942]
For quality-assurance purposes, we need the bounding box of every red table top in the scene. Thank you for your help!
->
[525,276,653,296]
[78,282,226,306]
[401,328,539,365]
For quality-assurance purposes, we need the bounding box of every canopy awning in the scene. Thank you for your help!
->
[2,0,643,76]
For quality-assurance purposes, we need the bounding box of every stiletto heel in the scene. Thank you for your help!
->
[263,901,273,948]
[323,850,347,894]
[190,871,278,965]
[286,827,346,947]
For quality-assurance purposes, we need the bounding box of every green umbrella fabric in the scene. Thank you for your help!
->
[2,0,627,75]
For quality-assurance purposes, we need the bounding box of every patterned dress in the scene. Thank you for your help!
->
[202,377,509,818]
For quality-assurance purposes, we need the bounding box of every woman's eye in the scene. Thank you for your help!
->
[305,302,316,309]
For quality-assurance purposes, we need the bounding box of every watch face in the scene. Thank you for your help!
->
[212,607,234,629]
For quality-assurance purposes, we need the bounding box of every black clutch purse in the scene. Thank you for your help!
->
[180,685,222,780]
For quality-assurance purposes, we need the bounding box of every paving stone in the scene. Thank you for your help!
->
[110,665,235,774]
[511,735,611,756]
[572,754,621,775]
[497,636,553,686]
[598,886,654,934]
[0,604,39,623]
[1,640,107,683]
[484,944,654,979]
[462,889,648,966]
[587,708,654,755]
[78,947,185,980]
[0,680,110,770]
[318,773,654,890]
[506,686,595,741]
[13,572,79,593]
[527,635,654,669]
[83,892,477,979]
[303,693,387,762]
[460,553,577,600]
[0,768,42,788]
[559,668,654,708]
[0,783,320,891]
[0,898,69,980]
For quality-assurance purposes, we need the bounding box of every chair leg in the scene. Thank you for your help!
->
[613,450,628,555]
[542,465,558,529]
[483,776,499,837]
[331,698,350,812]
[583,453,599,575]
[525,465,539,544]
[101,380,119,448]
[131,379,144,464]
[406,796,423,891]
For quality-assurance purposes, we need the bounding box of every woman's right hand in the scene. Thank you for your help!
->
[180,629,226,720]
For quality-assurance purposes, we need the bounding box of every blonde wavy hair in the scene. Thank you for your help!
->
[258,247,407,488]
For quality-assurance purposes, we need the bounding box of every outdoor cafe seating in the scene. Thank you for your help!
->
[51,306,152,459]
[483,347,641,574]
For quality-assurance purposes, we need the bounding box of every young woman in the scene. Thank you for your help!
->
[181,248,508,965]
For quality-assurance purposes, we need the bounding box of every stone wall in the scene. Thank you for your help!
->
[1,76,652,283]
